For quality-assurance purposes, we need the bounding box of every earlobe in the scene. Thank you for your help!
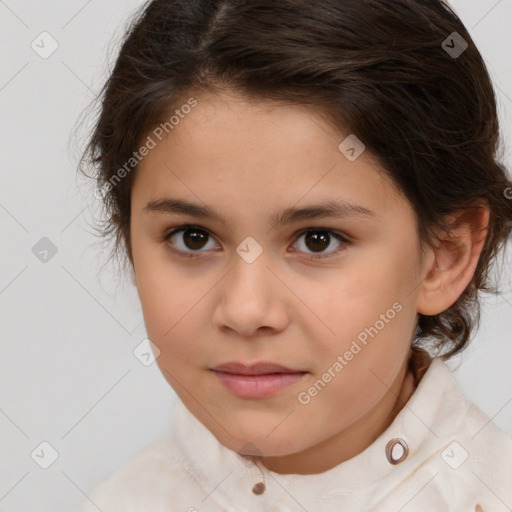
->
[416,203,490,316]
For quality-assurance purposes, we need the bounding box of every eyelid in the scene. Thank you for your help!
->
[163,224,351,259]
[291,227,350,259]
[163,224,221,257]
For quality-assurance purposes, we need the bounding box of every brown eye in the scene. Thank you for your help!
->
[164,225,349,260]
[292,229,348,259]
[304,231,330,252]
[164,226,220,255]
[182,228,209,250]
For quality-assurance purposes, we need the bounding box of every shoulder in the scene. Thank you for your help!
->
[419,405,512,512]
[456,398,512,478]
[436,359,512,473]
[76,431,201,511]
[413,359,512,511]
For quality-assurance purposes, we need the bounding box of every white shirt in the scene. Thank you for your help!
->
[78,358,512,511]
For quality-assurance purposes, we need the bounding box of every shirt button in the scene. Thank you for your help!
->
[252,482,266,495]
[385,438,409,464]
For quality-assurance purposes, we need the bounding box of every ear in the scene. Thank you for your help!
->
[416,202,490,316]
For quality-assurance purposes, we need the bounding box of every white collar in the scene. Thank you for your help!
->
[168,358,470,507]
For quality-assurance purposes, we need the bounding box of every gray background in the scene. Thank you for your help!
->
[1,0,511,510]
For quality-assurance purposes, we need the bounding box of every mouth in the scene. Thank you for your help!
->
[210,361,308,398]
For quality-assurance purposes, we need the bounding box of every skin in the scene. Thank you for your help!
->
[129,90,489,475]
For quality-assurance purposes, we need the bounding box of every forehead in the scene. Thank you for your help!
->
[132,91,408,222]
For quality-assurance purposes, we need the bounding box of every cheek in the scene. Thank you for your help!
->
[300,268,398,337]
[134,254,189,339]
[295,251,414,371]
[133,258,213,370]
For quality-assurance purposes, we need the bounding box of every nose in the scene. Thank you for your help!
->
[212,255,290,338]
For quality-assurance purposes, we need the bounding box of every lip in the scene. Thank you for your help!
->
[210,361,308,398]
[212,361,302,375]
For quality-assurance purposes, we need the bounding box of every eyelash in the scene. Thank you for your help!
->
[162,224,351,260]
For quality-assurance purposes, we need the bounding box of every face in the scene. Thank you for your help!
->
[130,90,426,471]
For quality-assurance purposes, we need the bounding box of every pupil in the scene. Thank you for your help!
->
[184,229,207,250]
[306,231,329,252]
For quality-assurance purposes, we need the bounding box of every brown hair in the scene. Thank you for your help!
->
[78,0,512,359]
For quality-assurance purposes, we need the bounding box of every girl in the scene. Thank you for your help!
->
[77,0,512,510]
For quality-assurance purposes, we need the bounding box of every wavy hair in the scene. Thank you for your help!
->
[77,0,512,360]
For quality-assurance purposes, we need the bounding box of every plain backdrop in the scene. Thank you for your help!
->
[0,0,511,510]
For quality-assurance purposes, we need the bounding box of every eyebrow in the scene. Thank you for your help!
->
[144,197,376,229]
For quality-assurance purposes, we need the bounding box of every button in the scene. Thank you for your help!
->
[385,438,409,464]
[252,482,266,495]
